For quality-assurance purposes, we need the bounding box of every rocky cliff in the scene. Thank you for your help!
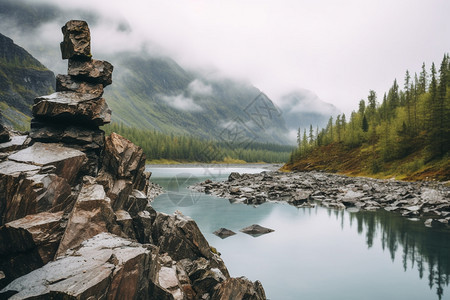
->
[0,20,266,300]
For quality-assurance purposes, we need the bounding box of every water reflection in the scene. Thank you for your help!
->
[347,210,450,300]
[150,167,450,299]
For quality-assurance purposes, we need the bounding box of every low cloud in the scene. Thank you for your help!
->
[160,94,203,112]
[187,79,213,96]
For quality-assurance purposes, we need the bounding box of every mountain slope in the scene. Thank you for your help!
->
[0,33,55,128]
[105,53,289,144]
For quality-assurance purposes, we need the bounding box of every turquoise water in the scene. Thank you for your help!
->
[149,166,450,300]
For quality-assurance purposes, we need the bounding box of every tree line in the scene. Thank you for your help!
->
[290,54,450,172]
[104,123,293,163]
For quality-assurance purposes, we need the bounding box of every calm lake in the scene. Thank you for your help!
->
[148,165,450,300]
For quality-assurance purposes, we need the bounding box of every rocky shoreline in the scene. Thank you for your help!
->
[191,170,450,227]
[0,20,266,300]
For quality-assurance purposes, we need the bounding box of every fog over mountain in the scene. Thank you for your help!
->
[1,0,448,144]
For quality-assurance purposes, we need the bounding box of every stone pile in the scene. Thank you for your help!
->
[0,20,266,299]
[192,171,450,227]
[29,20,113,176]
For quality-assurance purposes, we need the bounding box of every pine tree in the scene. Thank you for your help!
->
[419,62,427,94]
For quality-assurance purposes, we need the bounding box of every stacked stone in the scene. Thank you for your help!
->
[30,20,113,176]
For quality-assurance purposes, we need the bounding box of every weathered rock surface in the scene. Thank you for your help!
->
[33,92,111,126]
[212,277,266,300]
[60,20,91,59]
[8,142,87,184]
[0,211,64,288]
[1,233,151,299]
[68,59,113,86]
[192,170,450,227]
[56,74,104,97]
[55,182,122,257]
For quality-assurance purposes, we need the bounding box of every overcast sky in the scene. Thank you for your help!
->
[32,0,450,114]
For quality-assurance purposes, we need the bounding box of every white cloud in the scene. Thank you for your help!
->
[7,0,450,116]
[160,94,203,112]
[187,79,213,96]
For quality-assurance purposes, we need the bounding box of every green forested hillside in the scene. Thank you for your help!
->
[0,33,55,129]
[104,123,293,163]
[285,54,450,181]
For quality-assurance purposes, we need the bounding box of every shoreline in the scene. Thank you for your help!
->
[190,170,450,228]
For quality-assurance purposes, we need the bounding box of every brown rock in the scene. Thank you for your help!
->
[55,183,122,257]
[30,121,105,150]
[102,132,146,182]
[211,277,266,300]
[7,142,87,184]
[60,20,91,59]
[0,211,64,288]
[1,233,152,299]
[33,92,111,127]
[152,211,213,261]
[0,160,76,225]
[115,209,136,239]
[56,74,104,97]
[0,123,11,143]
[68,59,113,86]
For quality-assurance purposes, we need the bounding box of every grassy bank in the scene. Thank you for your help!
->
[282,142,450,182]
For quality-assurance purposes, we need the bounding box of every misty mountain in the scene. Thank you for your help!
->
[278,90,340,142]
[105,53,289,144]
[0,32,55,128]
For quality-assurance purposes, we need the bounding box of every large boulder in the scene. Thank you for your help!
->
[0,233,152,299]
[0,161,75,225]
[55,182,122,257]
[60,20,91,60]
[102,132,146,182]
[33,92,111,127]
[152,212,212,261]
[0,211,64,288]
[68,59,113,86]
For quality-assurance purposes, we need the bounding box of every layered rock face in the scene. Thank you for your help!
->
[0,20,266,300]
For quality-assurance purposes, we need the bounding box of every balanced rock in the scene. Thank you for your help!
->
[30,122,105,150]
[68,59,113,86]
[60,20,91,60]
[56,74,104,97]
[33,92,111,127]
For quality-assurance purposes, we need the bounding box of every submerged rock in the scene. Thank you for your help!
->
[213,228,237,239]
[240,224,274,237]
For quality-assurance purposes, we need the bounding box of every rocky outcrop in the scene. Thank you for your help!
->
[0,20,266,299]
[192,171,450,227]
[0,124,10,144]
[239,224,274,237]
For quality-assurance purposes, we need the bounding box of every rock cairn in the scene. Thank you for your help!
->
[30,20,113,176]
[0,20,266,299]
